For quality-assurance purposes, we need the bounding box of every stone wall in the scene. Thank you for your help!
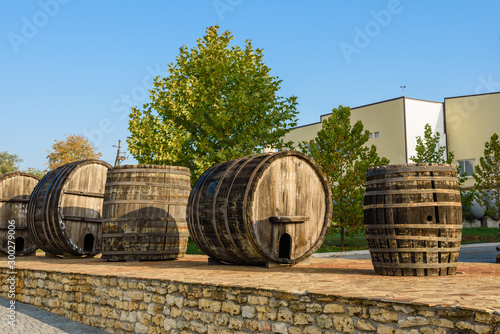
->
[2,268,499,334]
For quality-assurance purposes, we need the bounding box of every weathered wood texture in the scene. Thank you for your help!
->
[0,172,40,255]
[364,163,462,276]
[27,160,110,257]
[188,151,332,266]
[101,165,191,261]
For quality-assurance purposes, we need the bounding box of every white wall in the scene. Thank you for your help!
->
[404,98,445,162]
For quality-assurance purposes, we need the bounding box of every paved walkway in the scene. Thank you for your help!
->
[0,296,108,334]
[1,245,499,333]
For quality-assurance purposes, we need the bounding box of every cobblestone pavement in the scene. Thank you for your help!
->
[0,296,108,334]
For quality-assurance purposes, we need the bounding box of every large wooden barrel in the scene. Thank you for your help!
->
[188,151,332,266]
[27,160,110,257]
[0,172,40,255]
[364,163,462,276]
[101,164,191,261]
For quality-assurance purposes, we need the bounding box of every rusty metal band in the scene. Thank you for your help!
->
[364,224,463,229]
[105,181,191,191]
[63,190,105,198]
[371,262,458,269]
[107,168,190,176]
[366,235,461,242]
[104,200,188,205]
[365,189,460,195]
[368,247,461,253]
[364,202,462,209]
[365,176,458,185]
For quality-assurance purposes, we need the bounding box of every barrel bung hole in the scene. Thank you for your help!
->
[426,215,433,222]
[15,237,24,253]
[84,234,95,252]
[279,233,292,259]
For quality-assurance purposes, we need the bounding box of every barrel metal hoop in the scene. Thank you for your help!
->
[364,189,461,195]
[366,235,461,242]
[371,262,458,269]
[364,202,462,210]
[369,247,461,253]
[364,224,463,229]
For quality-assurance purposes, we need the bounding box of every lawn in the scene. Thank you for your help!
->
[186,227,500,255]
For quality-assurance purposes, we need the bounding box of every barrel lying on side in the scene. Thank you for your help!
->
[188,151,332,266]
[28,160,111,257]
[364,163,462,276]
[0,172,40,255]
[101,164,191,261]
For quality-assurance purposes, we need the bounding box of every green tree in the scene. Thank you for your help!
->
[409,123,454,164]
[127,25,298,184]
[409,123,472,216]
[0,151,22,175]
[46,134,102,170]
[23,168,47,179]
[473,133,500,220]
[299,105,389,247]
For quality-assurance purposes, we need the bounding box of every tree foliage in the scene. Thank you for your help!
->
[299,105,389,247]
[127,25,298,183]
[23,168,47,179]
[409,123,472,216]
[46,134,102,170]
[473,133,500,220]
[0,151,22,175]
[409,123,454,164]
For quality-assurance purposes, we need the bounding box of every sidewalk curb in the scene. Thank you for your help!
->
[312,242,500,258]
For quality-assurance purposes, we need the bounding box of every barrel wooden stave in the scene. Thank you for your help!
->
[28,160,110,256]
[364,164,462,276]
[188,151,332,266]
[0,172,40,255]
[102,165,190,261]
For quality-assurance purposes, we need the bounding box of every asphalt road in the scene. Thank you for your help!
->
[313,243,500,264]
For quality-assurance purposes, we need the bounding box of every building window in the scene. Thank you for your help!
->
[458,159,474,177]
[368,133,372,139]
[374,132,380,138]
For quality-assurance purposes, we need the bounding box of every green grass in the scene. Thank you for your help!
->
[461,228,500,244]
[186,228,500,255]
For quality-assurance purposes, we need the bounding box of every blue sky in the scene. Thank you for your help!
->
[1,0,499,170]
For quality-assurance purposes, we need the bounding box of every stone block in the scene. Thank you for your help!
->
[369,307,398,323]
[222,301,241,316]
[278,307,294,323]
[316,314,333,329]
[333,315,354,333]
[323,303,345,314]
[242,305,256,318]
[398,316,430,327]
[272,322,288,334]
[356,319,376,331]
[294,313,313,325]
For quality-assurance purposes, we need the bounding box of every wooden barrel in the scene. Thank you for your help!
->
[27,160,110,257]
[101,164,191,261]
[363,163,462,276]
[188,151,332,266]
[0,172,40,255]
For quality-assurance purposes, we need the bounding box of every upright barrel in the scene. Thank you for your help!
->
[101,164,191,261]
[364,163,462,276]
[28,160,110,257]
[188,151,332,266]
[0,172,40,255]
